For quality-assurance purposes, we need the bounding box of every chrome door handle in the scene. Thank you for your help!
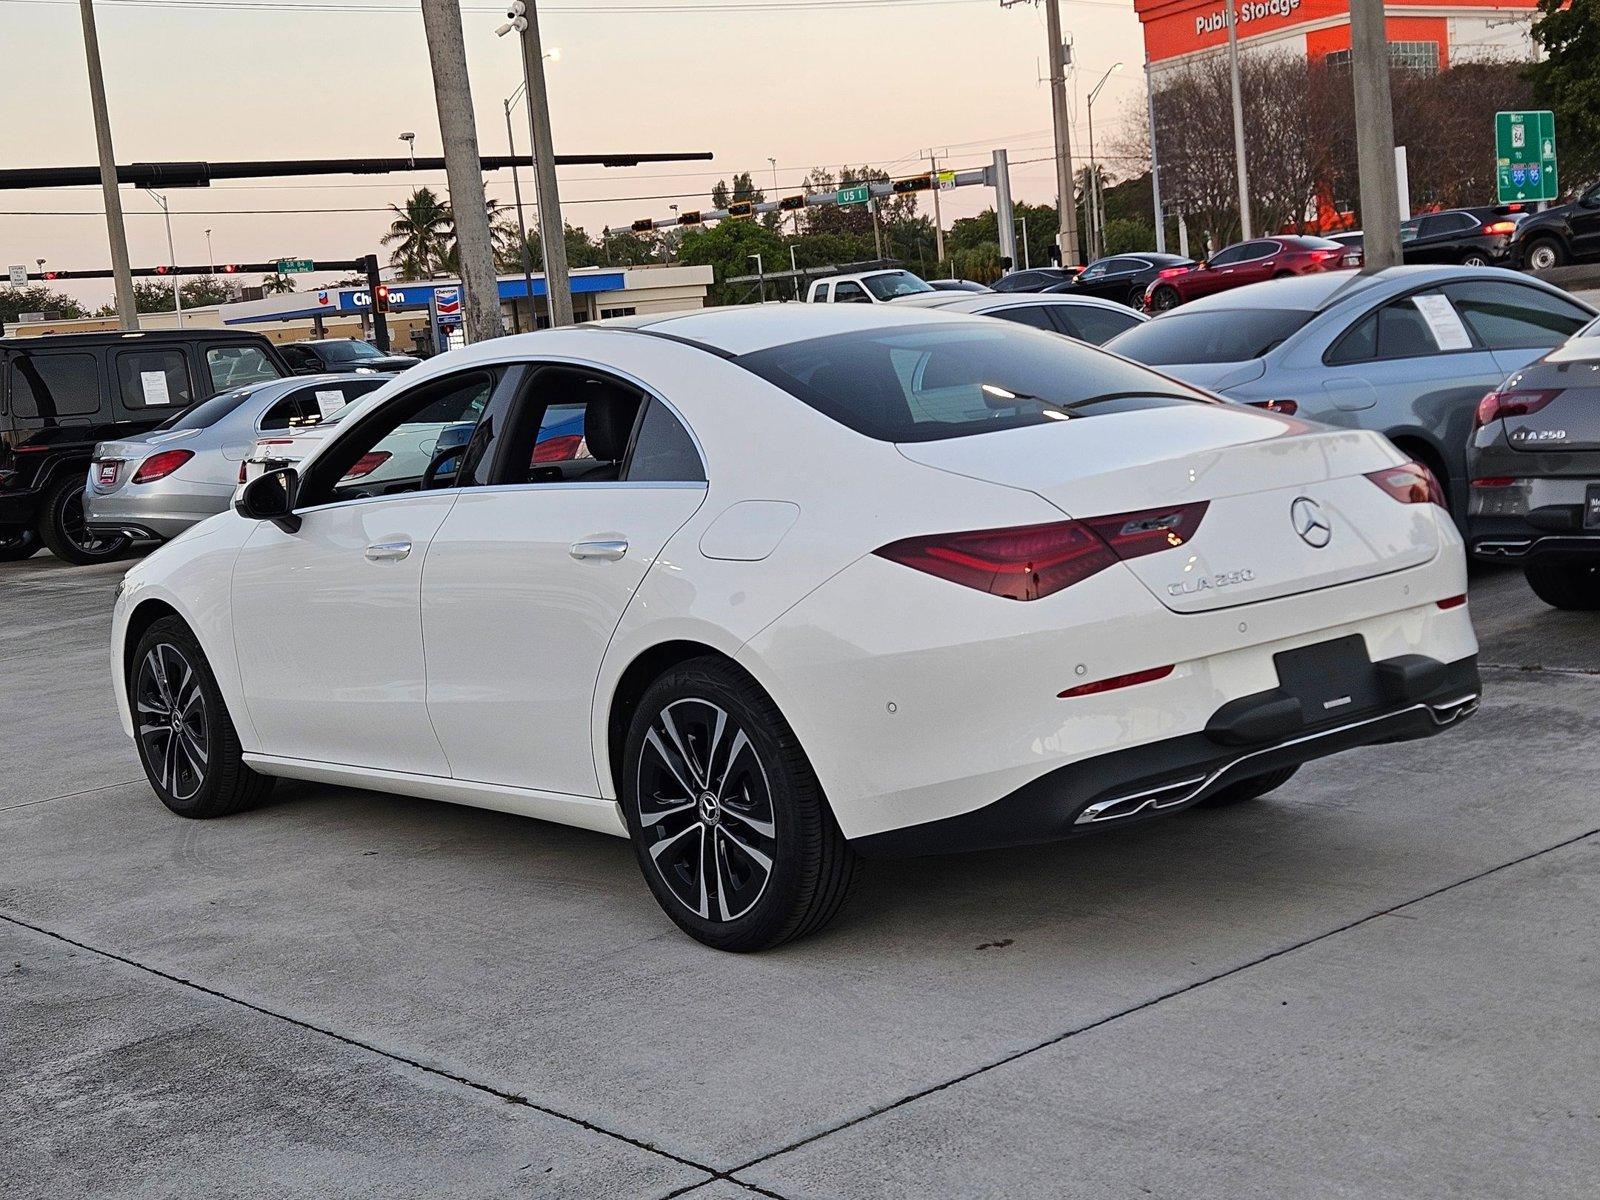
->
[364,539,412,562]
[570,538,628,561]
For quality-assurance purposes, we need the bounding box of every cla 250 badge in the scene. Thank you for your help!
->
[1168,568,1255,597]
[1511,428,1567,442]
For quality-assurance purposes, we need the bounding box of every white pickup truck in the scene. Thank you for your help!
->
[805,268,936,304]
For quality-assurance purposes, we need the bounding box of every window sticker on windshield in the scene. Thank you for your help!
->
[1411,293,1473,351]
[313,389,348,418]
[140,370,172,405]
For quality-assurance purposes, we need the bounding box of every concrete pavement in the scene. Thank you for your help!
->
[2,553,1597,1198]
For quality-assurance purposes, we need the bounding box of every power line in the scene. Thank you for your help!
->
[2,0,1062,14]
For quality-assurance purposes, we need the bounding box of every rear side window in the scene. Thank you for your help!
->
[117,348,193,410]
[626,399,705,482]
[206,344,280,391]
[991,305,1056,332]
[1106,309,1314,365]
[1327,291,1479,364]
[161,387,256,431]
[1441,280,1590,350]
[7,353,100,419]
[739,322,1211,443]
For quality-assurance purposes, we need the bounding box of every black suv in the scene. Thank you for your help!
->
[0,328,287,564]
[279,338,420,375]
[1511,181,1600,271]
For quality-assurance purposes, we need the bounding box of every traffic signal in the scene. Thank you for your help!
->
[221,264,238,273]
[374,284,391,313]
[677,210,702,226]
[154,265,170,275]
[42,271,58,281]
[891,175,934,195]
[505,1,528,31]
[631,218,655,233]
[725,200,754,219]
[779,195,805,211]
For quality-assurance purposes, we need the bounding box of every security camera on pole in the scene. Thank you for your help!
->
[498,0,574,327]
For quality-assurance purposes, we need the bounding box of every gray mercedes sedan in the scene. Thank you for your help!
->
[85,373,388,543]
[1105,266,1596,519]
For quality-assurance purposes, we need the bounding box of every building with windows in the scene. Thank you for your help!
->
[1135,0,1540,81]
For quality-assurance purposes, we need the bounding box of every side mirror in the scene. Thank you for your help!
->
[235,467,301,533]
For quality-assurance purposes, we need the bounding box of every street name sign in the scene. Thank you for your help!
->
[1496,110,1558,203]
[277,257,315,274]
[836,185,871,206]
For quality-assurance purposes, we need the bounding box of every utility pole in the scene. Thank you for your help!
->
[503,87,539,331]
[77,0,137,328]
[501,1,574,326]
[1351,0,1402,269]
[1146,61,1166,253]
[994,149,1019,273]
[420,0,505,342]
[926,149,947,264]
[1224,0,1252,239]
[1040,0,1081,265]
[149,190,182,326]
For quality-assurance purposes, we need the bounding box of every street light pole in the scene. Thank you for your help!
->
[1146,60,1166,254]
[503,86,539,330]
[149,189,183,327]
[1224,0,1252,240]
[77,0,138,328]
[1086,62,1122,261]
[204,228,213,273]
[500,2,573,326]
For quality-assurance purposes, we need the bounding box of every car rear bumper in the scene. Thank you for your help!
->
[1471,532,1600,563]
[84,480,232,541]
[853,652,1479,856]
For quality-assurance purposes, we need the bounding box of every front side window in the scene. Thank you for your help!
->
[206,344,281,391]
[301,370,494,506]
[833,282,869,304]
[7,352,100,419]
[1207,245,1247,267]
[1441,280,1591,350]
[740,322,1212,444]
[117,348,193,410]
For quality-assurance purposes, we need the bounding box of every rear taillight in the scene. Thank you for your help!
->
[1476,388,1561,427]
[874,502,1208,601]
[1156,266,1187,279]
[1471,477,1517,488]
[131,449,193,484]
[1310,249,1342,263]
[1481,221,1516,235]
[1059,664,1174,699]
[1365,462,1446,508]
[341,451,391,480]
[1247,399,1298,415]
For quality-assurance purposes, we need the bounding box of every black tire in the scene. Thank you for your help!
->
[1196,765,1299,809]
[1126,284,1146,309]
[621,657,856,952]
[1524,563,1600,610]
[1149,285,1181,312]
[38,474,132,565]
[130,616,275,818]
[0,529,40,562]
[1523,236,1566,272]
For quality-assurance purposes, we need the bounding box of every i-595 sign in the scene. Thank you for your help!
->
[1496,110,1558,203]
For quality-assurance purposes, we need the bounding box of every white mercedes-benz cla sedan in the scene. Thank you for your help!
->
[112,305,1480,950]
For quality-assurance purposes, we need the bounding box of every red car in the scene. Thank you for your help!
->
[1142,235,1348,312]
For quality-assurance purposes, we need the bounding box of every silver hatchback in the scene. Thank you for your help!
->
[1105,266,1596,517]
[85,373,389,542]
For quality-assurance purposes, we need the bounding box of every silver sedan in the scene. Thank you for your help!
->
[85,373,389,542]
[893,291,1147,344]
[1104,266,1597,517]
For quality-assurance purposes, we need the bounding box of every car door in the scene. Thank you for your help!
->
[1569,183,1600,261]
[422,364,708,796]
[1189,243,1248,298]
[229,367,505,775]
[1069,260,1112,299]
[1231,240,1280,286]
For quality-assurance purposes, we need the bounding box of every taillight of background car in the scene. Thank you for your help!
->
[1476,388,1562,427]
[341,451,391,480]
[1480,220,1517,236]
[131,449,194,484]
[1247,399,1299,415]
[873,502,1208,602]
[532,434,583,463]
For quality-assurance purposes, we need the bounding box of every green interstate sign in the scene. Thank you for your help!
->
[1496,110,1558,203]
[276,257,315,274]
[835,185,871,206]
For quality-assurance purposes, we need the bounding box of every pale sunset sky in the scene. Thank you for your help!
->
[1,0,1148,308]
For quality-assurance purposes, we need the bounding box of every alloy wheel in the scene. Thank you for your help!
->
[135,643,210,801]
[635,697,777,923]
[62,488,122,556]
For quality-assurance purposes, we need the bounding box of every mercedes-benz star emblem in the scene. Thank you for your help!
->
[1291,496,1332,548]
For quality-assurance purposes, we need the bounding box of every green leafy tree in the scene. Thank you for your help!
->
[383,186,454,279]
[509,224,605,273]
[180,275,237,307]
[677,219,788,304]
[711,171,766,210]
[1100,218,1154,256]
[0,285,85,323]
[1529,0,1600,185]
[133,280,181,312]
[259,274,297,295]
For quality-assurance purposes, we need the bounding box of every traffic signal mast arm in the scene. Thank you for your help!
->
[628,166,985,232]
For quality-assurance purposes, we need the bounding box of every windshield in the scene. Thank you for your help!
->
[862,271,935,301]
[316,339,386,362]
[153,386,262,431]
[738,323,1213,443]
[1106,309,1315,365]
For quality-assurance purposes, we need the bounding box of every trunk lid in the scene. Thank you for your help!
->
[897,406,1440,613]
[90,428,201,493]
[1499,344,1600,453]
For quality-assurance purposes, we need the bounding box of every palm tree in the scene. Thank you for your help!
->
[444,198,523,274]
[383,187,454,279]
[259,274,297,295]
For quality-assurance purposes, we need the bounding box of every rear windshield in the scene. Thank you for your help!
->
[154,386,259,431]
[738,323,1213,443]
[1106,309,1315,365]
[316,339,386,363]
